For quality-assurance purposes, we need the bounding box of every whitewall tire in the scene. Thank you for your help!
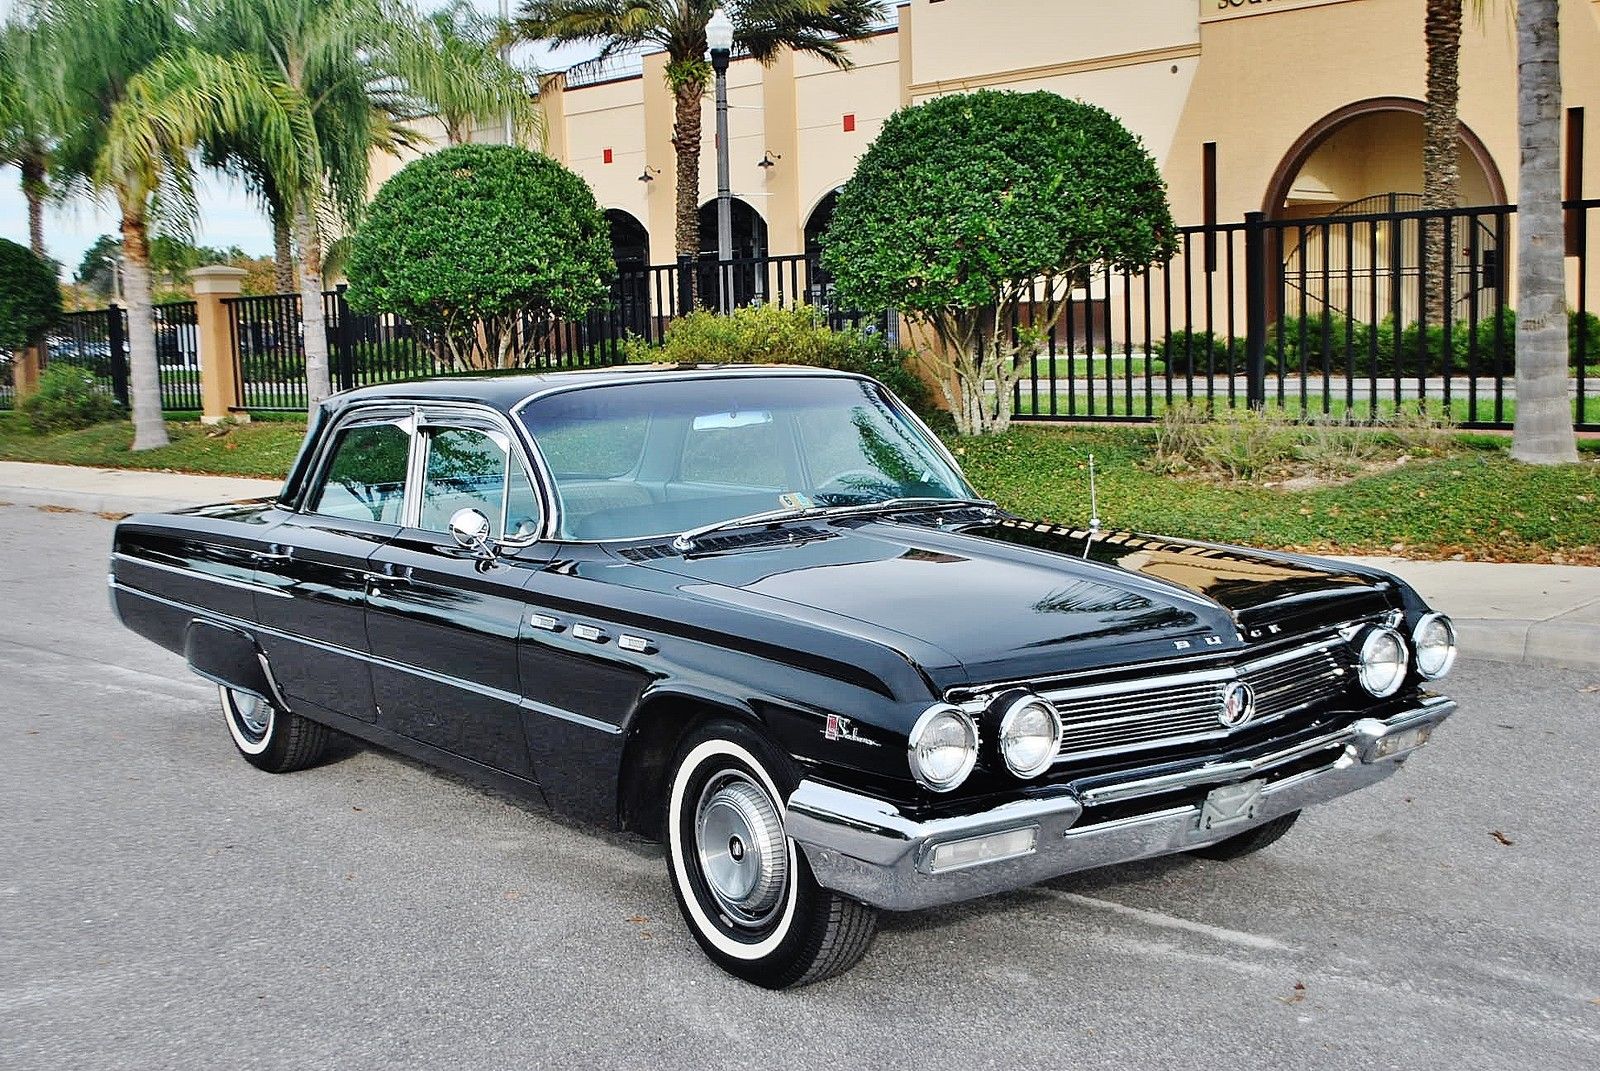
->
[219,686,332,773]
[664,719,877,988]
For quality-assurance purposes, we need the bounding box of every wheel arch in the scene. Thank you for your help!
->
[616,686,765,840]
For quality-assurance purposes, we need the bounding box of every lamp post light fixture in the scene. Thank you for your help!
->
[707,6,735,311]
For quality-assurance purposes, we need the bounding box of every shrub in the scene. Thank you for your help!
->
[0,238,61,356]
[18,364,121,433]
[347,144,614,370]
[634,303,932,415]
[823,90,1176,434]
[1157,330,1245,377]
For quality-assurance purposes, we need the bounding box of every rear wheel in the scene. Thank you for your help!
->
[1190,810,1300,860]
[220,686,331,773]
[664,719,877,988]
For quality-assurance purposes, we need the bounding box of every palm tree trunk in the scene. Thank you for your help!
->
[272,209,295,293]
[120,212,169,451]
[20,155,47,258]
[293,204,333,411]
[671,78,705,260]
[1422,0,1462,326]
[1512,0,1578,464]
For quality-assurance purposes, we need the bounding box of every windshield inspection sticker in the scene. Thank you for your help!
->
[779,492,815,510]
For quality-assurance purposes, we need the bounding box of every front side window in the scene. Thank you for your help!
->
[520,375,971,541]
[417,425,534,540]
[309,421,411,524]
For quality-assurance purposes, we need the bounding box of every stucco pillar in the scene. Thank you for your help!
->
[189,265,248,425]
[12,342,42,399]
[761,51,802,257]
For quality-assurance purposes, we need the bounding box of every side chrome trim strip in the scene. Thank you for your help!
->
[109,580,622,735]
[111,551,293,599]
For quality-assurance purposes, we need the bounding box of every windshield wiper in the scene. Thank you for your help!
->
[671,497,998,553]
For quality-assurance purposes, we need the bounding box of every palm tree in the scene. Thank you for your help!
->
[1422,0,1462,325]
[1511,0,1578,464]
[388,0,541,147]
[40,0,189,449]
[200,0,411,410]
[0,19,55,258]
[513,0,883,261]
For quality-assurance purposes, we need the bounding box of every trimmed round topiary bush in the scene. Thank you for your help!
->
[346,144,614,370]
[822,89,1176,434]
[0,237,62,356]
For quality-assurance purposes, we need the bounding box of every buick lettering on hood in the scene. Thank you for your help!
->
[108,367,1457,987]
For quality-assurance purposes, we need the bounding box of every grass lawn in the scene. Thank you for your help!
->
[0,414,307,479]
[2,414,1595,564]
[953,425,1600,565]
[1011,389,1600,427]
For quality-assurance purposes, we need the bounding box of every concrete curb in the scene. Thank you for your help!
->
[1455,619,1600,673]
[0,486,241,516]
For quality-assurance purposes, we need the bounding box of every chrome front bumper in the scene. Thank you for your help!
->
[785,696,1456,912]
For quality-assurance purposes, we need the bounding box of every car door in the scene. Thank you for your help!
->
[364,411,547,780]
[253,410,414,722]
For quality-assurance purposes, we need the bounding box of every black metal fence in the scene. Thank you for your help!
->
[226,253,886,411]
[1012,199,1597,431]
[36,301,200,413]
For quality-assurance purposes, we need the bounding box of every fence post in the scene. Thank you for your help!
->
[189,265,248,424]
[13,342,42,399]
[676,253,695,317]
[106,303,128,408]
[1244,211,1268,409]
[334,284,356,391]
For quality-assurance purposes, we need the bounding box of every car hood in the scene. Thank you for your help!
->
[636,515,1398,690]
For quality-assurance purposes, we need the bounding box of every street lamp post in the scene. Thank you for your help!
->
[707,7,734,312]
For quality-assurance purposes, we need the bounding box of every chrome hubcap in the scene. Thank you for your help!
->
[694,773,788,927]
[229,690,270,739]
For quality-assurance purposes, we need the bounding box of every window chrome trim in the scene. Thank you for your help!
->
[508,369,979,546]
[300,399,553,547]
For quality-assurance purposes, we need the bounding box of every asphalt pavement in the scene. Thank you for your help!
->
[2,504,1598,1070]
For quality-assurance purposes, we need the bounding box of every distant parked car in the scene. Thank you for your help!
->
[108,366,1458,987]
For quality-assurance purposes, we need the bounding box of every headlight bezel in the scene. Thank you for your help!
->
[1356,625,1409,697]
[907,704,979,793]
[995,694,1063,779]
[1411,612,1457,679]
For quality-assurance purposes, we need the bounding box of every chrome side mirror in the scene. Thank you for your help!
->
[448,508,494,558]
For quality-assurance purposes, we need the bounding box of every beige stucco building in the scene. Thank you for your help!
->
[409,0,1600,271]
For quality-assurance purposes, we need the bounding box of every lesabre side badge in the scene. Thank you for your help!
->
[824,714,881,746]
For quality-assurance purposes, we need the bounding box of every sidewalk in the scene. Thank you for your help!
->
[2,461,1596,673]
[0,461,280,515]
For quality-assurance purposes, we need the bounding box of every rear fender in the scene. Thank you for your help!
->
[183,620,282,704]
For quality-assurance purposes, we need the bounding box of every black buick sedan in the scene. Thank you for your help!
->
[109,365,1458,987]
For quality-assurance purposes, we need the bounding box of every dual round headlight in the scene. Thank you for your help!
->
[1412,612,1457,679]
[907,705,979,792]
[908,694,1064,792]
[1356,626,1409,697]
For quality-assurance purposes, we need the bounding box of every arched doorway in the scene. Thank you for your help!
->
[803,189,839,260]
[605,209,651,334]
[1263,97,1506,217]
[698,198,769,308]
[605,209,650,270]
[1263,98,1507,325]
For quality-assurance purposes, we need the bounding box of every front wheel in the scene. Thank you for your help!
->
[665,719,877,988]
[1189,810,1300,860]
[221,686,331,773]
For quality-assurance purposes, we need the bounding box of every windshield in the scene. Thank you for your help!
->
[519,375,974,541]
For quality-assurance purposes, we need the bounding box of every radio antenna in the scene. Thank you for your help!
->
[1083,453,1101,559]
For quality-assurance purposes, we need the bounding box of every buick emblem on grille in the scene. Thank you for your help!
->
[1219,681,1257,727]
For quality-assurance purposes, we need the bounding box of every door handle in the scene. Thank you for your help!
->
[381,562,413,581]
[254,544,293,562]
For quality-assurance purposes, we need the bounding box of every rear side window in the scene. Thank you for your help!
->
[309,422,411,524]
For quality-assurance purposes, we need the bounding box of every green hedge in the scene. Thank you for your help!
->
[1157,310,1600,378]
[628,303,933,416]
[18,365,121,433]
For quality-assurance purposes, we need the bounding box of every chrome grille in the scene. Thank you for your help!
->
[1038,640,1354,764]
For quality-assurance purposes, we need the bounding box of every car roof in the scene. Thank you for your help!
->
[327,363,860,416]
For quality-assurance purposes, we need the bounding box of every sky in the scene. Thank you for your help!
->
[0,0,608,275]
